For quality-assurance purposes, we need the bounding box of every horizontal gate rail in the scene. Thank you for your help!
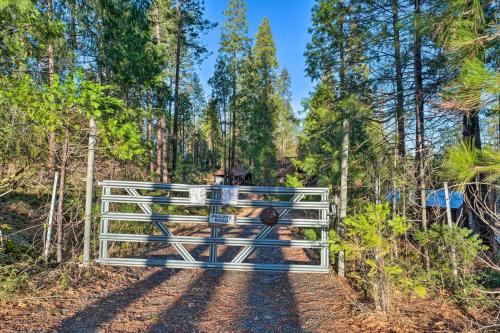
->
[101,194,328,209]
[96,258,328,273]
[97,180,330,273]
[101,212,329,227]
[99,180,328,194]
[100,234,327,248]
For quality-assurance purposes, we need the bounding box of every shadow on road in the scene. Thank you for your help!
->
[235,229,304,333]
[58,205,303,332]
[57,229,214,333]
[145,227,250,332]
[57,268,178,333]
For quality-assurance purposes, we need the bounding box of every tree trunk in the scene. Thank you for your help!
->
[56,130,69,264]
[463,112,481,148]
[230,53,237,183]
[156,116,163,180]
[153,3,168,183]
[222,99,228,184]
[338,118,349,276]
[414,0,430,269]
[161,116,168,182]
[391,146,398,218]
[171,0,183,176]
[83,117,96,264]
[392,0,405,158]
[47,0,56,177]
[337,18,348,276]
[69,0,77,76]
[147,118,154,175]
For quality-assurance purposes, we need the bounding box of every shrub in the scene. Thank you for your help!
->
[331,204,420,310]
[415,223,488,302]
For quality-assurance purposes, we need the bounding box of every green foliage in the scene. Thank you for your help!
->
[331,204,418,310]
[303,228,318,241]
[435,0,499,113]
[221,0,251,57]
[443,140,500,185]
[415,223,487,294]
[284,174,303,188]
[0,264,29,301]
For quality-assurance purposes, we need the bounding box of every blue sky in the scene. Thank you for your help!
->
[198,0,316,115]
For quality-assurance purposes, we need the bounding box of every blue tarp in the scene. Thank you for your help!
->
[425,190,463,209]
[386,190,464,209]
[385,191,400,202]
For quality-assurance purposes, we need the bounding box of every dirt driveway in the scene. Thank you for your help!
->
[1,206,473,332]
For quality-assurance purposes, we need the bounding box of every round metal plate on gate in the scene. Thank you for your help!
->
[260,207,279,226]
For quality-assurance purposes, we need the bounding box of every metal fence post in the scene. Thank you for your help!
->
[444,182,458,278]
[99,185,110,259]
[209,189,221,262]
[44,172,59,259]
[321,191,329,268]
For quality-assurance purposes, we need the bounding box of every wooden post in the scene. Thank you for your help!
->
[444,182,458,278]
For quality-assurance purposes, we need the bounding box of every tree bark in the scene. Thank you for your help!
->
[171,0,183,176]
[83,117,96,263]
[337,17,347,276]
[463,112,481,148]
[338,118,349,276]
[230,52,237,183]
[414,0,430,269]
[392,0,405,158]
[153,3,168,182]
[69,0,77,76]
[47,0,56,178]
[56,130,69,264]
[146,117,155,175]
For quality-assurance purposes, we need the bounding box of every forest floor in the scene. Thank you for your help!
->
[0,200,492,332]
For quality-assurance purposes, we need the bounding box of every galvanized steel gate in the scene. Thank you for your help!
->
[97,180,330,273]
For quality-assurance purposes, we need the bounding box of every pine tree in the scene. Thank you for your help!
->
[276,68,297,161]
[250,17,279,183]
[220,0,250,179]
[305,0,372,275]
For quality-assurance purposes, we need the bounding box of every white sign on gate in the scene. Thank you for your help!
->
[221,186,238,206]
[209,213,236,226]
[189,186,206,205]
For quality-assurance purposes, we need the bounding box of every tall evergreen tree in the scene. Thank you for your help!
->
[305,0,372,275]
[220,0,250,178]
[249,17,279,183]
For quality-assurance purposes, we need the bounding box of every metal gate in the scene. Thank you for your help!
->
[97,180,330,273]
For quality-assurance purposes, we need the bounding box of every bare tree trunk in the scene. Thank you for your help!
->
[222,100,228,184]
[336,16,348,276]
[147,119,154,175]
[338,118,349,276]
[414,0,430,270]
[56,130,69,264]
[83,117,96,264]
[392,0,405,158]
[171,0,183,176]
[230,53,237,183]
[156,116,163,180]
[161,117,168,182]
[463,113,481,148]
[47,0,56,177]
[391,146,398,218]
[153,3,168,183]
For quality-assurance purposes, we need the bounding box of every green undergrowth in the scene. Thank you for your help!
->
[328,203,498,312]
